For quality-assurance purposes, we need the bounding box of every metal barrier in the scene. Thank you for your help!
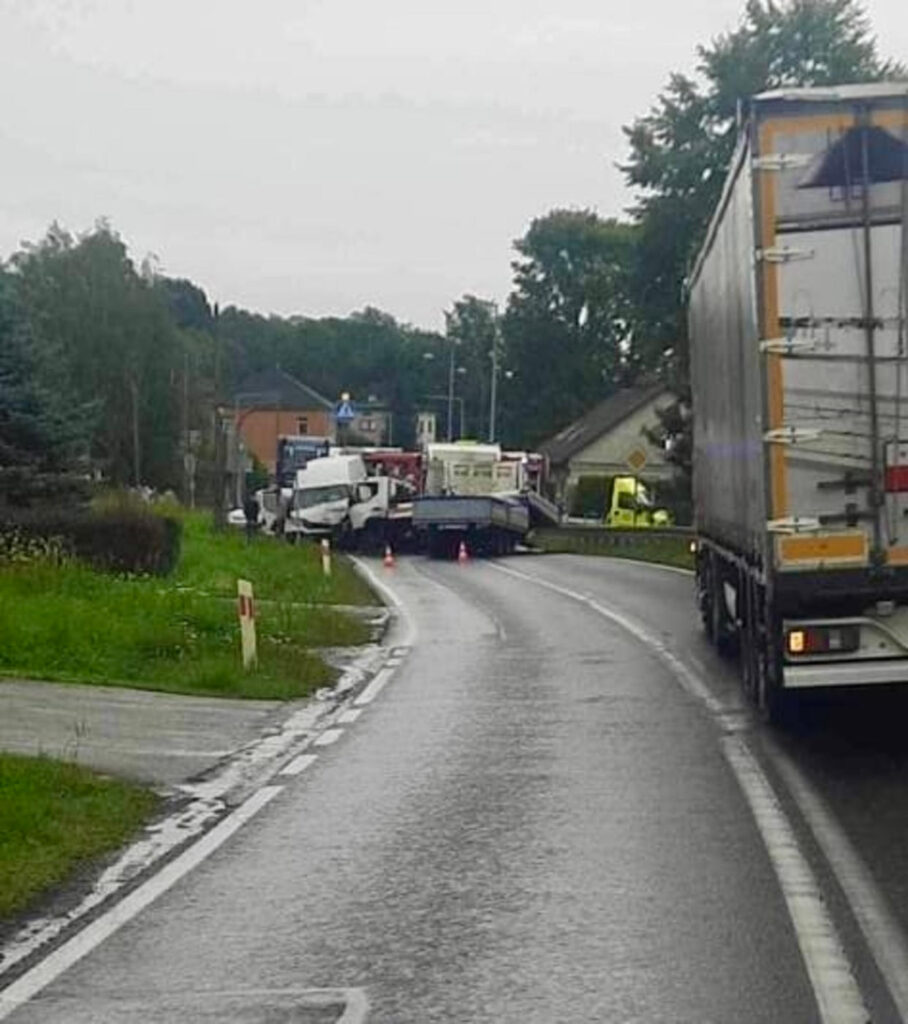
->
[529,524,694,560]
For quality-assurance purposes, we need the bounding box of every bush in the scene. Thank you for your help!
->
[0,507,182,576]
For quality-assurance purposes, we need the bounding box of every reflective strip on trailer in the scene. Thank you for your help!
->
[777,531,868,568]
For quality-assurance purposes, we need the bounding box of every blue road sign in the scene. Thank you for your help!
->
[335,400,356,423]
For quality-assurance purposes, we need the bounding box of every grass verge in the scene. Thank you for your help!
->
[0,513,375,700]
[0,753,159,919]
[531,528,694,570]
[176,513,375,606]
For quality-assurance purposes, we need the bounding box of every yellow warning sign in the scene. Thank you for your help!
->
[625,446,648,473]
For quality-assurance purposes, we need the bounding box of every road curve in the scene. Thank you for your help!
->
[7,553,908,1022]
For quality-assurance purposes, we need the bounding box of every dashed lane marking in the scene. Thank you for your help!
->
[354,669,393,707]
[337,708,363,725]
[0,785,284,1021]
[313,728,343,747]
[279,753,318,777]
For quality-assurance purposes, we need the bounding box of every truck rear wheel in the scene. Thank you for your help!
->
[705,552,736,656]
[754,615,796,727]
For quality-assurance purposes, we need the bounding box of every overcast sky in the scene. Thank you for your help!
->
[1,0,906,330]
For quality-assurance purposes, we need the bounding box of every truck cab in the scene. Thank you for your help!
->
[285,455,365,540]
[605,476,672,528]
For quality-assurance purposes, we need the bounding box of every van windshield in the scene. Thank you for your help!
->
[294,485,350,510]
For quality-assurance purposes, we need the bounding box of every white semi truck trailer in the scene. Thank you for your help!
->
[689,83,908,721]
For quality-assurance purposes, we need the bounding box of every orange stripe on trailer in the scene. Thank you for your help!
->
[777,532,868,566]
[886,547,908,566]
[758,121,787,519]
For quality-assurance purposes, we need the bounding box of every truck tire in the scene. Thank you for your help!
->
[706,553,736,656]
[755,615,796,727]
[740,576,758,703]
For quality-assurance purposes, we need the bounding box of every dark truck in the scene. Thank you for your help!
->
[413,494,529,557]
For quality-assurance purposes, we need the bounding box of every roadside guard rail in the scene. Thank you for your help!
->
[529,523,694,564]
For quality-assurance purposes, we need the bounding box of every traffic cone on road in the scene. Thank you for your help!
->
[457,540,469,564]
[383,544,395,569]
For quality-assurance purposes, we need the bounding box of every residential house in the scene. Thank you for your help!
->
[350,397,392,446]
[233,367,336,475]
[538,385,673,506]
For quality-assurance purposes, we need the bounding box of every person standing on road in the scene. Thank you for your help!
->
[243,492,259,542]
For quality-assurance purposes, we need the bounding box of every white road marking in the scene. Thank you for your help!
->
[349,556,417,648]
[206,988,369,1023]
[489,560,872,1023]
[279,753,318,777]
[489,563,728,716]
[354,668,393,707]
[723,737,868,1024]
[337,708,363,725]
[769,739,908,1021]
[0,785,283,1021]
[313,728,343,747]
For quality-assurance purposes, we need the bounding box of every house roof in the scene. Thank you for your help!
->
[232,367,334,412]
[538,385,670,466]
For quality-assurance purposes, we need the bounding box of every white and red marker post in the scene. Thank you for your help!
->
[236,578,257,669]
[320,537,332,577]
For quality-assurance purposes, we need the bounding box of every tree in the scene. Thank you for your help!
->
[444,295,499,441]
[502,210,639,446]
[622,0,903,366]
[0,270,91,506]
[9,223,182,488]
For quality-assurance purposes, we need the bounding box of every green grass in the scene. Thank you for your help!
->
[0,753,159,918]
[175,512,375,606]
[532,528,694,570]
[0,513,375,700]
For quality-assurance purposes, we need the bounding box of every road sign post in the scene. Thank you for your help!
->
[237,579,257,669]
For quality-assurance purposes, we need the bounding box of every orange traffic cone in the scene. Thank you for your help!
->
[383,544,395,569]
[457,540,469,564]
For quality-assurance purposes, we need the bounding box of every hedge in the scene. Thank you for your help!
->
[0,507,182,576]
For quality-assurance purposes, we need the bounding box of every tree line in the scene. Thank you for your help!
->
[0,0,900,508]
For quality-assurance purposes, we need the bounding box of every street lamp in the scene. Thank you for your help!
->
[425,350,466,440]
[488,307,506,443]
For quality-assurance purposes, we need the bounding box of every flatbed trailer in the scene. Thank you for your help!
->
[413,495,529,557]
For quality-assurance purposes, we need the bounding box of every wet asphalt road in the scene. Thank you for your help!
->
[7,553,908,1022]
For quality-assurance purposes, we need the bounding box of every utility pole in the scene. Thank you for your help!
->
[446,342,456,441]
[488,324,499,443]
[488,306,501,443]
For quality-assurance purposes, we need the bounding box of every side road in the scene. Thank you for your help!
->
[0,604,388,789]
[0,680,284,788]
[0,572,396,984]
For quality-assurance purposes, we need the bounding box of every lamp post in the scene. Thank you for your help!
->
[424,351,466,440]
[488,306,508,443]
[446,340,458,442]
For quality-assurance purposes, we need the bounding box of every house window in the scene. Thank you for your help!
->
[297,417,309,434]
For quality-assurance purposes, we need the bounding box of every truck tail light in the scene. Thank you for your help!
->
[885,465,908,492]
[786,626,860,656]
